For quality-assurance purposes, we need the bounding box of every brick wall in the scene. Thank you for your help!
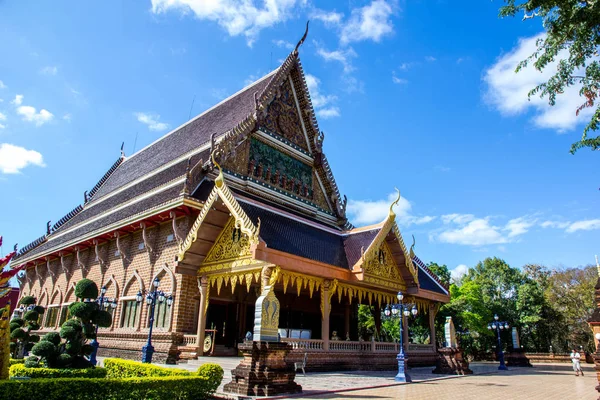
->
[17,217,197,363]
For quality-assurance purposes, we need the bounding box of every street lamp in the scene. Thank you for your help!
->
[384,291,419,383]
[89,286,118,366]
[136,277,174,363]
[487,314,510,370]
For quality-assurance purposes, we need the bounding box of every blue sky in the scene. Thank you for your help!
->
[0,0,598,282]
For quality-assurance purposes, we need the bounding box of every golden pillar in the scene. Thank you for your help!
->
[321,280,332,351]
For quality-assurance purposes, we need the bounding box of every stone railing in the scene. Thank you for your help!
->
[283,338,324,351]
[182,334,197,347]
[283,339,430,354]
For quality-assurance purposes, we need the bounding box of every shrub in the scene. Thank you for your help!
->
[44,332,61,346]
[9,359,24,366]
[197,363,224,393]
[92,309,112,328]
[0,376,216,400]
[68,302,95,320]
[104,358,192,378]
[31,341,58,360]
[75,279,98,299]
[18,296,35,306]
[9,364,107,379]
[24,356,40,368]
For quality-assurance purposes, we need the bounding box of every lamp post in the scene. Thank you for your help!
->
[487,314,509,370]
[384,291,418,383]
[137,277,173,363]
[89,286,118,366]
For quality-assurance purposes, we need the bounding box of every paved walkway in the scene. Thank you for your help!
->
[98,356,599,400]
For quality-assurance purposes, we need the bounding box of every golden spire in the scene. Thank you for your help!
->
[389,187,401,217]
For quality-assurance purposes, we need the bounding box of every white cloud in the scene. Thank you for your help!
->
[0,80,6,89]
[425,56,436,62]
[311,9,343,26]
[0,124,4,130]
[272,39,293,50]
[340,0,395,45]
[0,112,6,121]
[438,217,508,246]
[0,143,45,174]
[484,34,593,132]
[11,95,23,106]
[540,220,570,229]
[305,73,340,119]
[451,264,469,282]
[40,66,58,76]
[63,113,72,122]
[504,216,537,237]
[399,62,415,71]
[565,219,600,233]
[436,213,536,246]
[315,43,357,73]
[434,165,450,172]
[347,192,435,227]
[134,112,169,131]
[150,0,301,46]
[392,75,407,85]
[456,57,464,64]
[17,106,54,126]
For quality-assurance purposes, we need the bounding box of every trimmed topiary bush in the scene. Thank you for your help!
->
[197,363,224,393]
[104,358,193,378]
[8,359,24,366]
[9,364,107,379]
[43,332,61,346]
[9,299,44,359]
[0,375,216,400]
[74,279,99,300]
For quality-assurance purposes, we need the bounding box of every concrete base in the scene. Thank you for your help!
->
[506,348,532,367]
[223,341,302,397]
[432,347,473,375]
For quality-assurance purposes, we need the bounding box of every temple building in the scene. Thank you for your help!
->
[11,44,449,369]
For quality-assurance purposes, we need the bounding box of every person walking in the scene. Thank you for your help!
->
[570,348,584,376]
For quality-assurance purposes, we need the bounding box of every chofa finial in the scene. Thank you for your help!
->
[389,187,400,216]
[120,142,125,157]
[294,21,309,53]
[211,149,224,187]
[410,235,416,259]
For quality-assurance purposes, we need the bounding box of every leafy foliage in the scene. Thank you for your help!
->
[499,0,600,153]
[9,302,44,359]
[427,262,451,286]
[0,376,218,400]
[9,364,107,379]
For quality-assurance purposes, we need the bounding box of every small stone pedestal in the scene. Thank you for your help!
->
[223,341,302,397]
[506,348,532,367]
[432,347,473,375]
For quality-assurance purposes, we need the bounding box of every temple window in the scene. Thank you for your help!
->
[121,300,140,329]
[152,300,171,329]
[58,304,71,326]
[44,306,60,328]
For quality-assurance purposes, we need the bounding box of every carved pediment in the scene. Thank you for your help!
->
[363,242,405,290]
[260,79,309,152]
[203,217,253,265]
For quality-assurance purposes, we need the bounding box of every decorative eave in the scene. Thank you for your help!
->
[351,189,418,285]
[412,254,449,294]
[177,153,261,264]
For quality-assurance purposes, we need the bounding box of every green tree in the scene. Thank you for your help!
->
[427,262,451,286]
[27,279,112,369]
[9,296,44,359]
[500,0,600,153]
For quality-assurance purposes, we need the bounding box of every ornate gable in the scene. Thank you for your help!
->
[260,79,310,152]
[203,217,253,265]
[363,241,405,291]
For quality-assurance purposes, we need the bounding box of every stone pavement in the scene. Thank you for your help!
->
[97,357,599,400]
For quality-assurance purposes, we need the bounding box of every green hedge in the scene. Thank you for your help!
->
[9,364,107,379]
[104,358,192,378]
[197,363,224,395]
[0,376,215,400]
[9,359,25,366]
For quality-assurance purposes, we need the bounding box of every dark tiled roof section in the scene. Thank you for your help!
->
[413,255,449,291]
[87,156,124,201]
[417,267,448,295]
[191,179,215,203]
[239,202,349,269]
[90,78,271,201]
[51,205,83,232]
[342,229,380,267]
[228,187,343,231]
[14,235,47,260]
[18,185,184,261]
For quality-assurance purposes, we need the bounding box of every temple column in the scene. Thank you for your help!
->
[321,280,331,351]
[429,303,437,351]
[373,304,382,339]
[196,275,208,355]
[344,303,350,340]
